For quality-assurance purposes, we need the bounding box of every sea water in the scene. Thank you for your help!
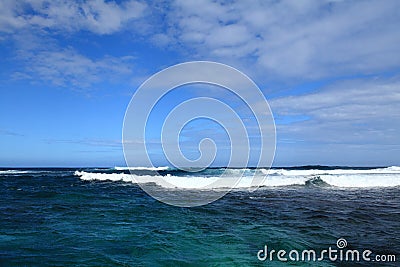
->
[1,167,399,266]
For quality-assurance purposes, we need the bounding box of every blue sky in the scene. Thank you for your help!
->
[0,0,399,167]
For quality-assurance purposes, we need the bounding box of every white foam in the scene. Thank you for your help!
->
[320,174,400,188]
[75,171,218,189]
[0,170,30,174]
[75,168,400,189]
[74,171,320,188]
[267,166,400,176]
[75,172,251,189]
[113,166,170,171]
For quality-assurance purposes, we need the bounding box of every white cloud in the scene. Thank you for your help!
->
[4,0,400,83]
[0,1,149,90]
[15,47,135,90]
[0,0,146,34]
[270,77,400,146]
[271,78,400,120]
[268,76,400,165]
[0,1,26,32]
[163,0,400,79]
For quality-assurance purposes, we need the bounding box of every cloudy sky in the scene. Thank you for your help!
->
[1,0,399,167]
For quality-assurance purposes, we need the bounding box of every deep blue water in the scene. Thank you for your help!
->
[0,168,399,266]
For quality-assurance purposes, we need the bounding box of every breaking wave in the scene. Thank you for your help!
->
[75,166,400,189]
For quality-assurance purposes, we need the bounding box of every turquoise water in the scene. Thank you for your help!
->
[0,168,399,266]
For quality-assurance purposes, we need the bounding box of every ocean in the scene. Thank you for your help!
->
[0,166,399,266]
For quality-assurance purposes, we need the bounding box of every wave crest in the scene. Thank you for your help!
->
[74,168,400,189]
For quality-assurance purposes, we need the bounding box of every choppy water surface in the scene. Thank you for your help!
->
[0,167,399,266]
